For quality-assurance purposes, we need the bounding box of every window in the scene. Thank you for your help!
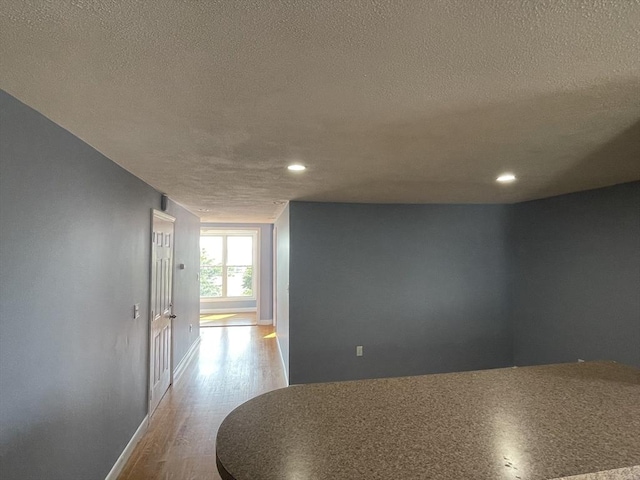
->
[200,230,257,299]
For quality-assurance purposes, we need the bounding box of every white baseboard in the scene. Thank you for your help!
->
[276,335,289,386]
[105,415,149,480]
[257,318,273,326]
[200,307,257,314]
[173,335,201,384]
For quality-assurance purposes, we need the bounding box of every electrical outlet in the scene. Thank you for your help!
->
[356,345,363,357]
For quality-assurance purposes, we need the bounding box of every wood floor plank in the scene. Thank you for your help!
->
[118,325,286,480]
[200,312,258,327]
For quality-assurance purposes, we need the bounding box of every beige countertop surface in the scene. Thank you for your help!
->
[216,362,640,480]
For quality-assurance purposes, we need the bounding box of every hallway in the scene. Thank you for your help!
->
[118,326,287,480]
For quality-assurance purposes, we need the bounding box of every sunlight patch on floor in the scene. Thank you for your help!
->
[200,312,258,327]
[200,314,235,320]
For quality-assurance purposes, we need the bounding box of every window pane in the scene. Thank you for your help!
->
[227,266,253,297]
[227,236,252,266]
[200,266,223,297]
[200,236,223,266]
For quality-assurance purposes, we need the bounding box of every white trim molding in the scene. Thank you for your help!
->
[104,415,149,480]
[257,318,273,326]
[276,335,289,386]
[173,335,201,384]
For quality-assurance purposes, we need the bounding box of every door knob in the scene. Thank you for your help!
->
[169,314,177,319]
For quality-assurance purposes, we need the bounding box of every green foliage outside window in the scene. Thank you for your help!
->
[200,247,253,297]
[200,247,222,297]
[242,266,253,296]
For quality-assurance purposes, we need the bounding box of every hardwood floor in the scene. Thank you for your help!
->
[200,312,258,327]
[118,325,286,480]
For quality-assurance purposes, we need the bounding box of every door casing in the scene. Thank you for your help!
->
[148,209,175,416]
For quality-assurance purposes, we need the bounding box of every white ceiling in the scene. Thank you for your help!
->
[1,1,639,222]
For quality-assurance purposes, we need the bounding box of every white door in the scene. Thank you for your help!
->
[149,210,175,415]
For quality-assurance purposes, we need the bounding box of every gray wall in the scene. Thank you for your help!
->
[0,90,200,479]
[275,205,290,381]
[200,223,273,321]
[510,182,640,368]
[288,202,512,384]
[167,200,201,368]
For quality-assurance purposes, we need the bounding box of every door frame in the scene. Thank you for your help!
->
[148,209,176,416]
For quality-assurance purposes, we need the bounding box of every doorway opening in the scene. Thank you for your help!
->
[199,228,260,327]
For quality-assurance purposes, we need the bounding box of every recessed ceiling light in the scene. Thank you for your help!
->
[287,164,306,172]
[496,173,516,183]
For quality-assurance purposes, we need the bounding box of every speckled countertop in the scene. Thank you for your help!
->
[216,362,640,480]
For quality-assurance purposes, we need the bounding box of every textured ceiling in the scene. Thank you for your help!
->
[1,1,639,222]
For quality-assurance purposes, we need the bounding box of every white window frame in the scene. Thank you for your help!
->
[200,228,259,302]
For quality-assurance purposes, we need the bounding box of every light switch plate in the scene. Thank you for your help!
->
[133,303,140,319]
